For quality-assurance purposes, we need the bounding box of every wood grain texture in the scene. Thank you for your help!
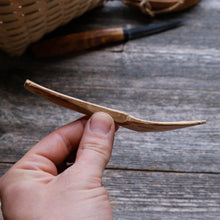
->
[31,28,124,58]
[24,79,205,132]
[103,169,220,219]
[0,0,220,219]
[0,164,219,219]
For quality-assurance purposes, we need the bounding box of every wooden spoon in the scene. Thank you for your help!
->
[24,80,206,132]
[145,0,178,10]
[150,0,200,11]
[122,0,201,15]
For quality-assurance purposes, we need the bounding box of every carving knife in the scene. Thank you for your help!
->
[31,19,183,58]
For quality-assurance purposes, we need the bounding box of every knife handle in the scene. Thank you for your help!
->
[31,28,125,58]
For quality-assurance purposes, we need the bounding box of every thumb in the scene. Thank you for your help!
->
[75,112,115,179]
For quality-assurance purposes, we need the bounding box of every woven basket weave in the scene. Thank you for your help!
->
[0,0,200,56]
[0,0,104,56]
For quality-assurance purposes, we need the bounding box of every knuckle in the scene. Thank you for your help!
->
[81,141,110,161]
[52,130,71,152]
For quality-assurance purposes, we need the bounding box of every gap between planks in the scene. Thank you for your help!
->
[105,166,220,175]
[0,163,220,176]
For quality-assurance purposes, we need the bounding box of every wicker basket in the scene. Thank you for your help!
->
[0,0,200,56]
[0,0,104,56]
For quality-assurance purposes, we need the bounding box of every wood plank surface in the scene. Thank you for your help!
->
[0,0,220,219]
[0,164,220,219]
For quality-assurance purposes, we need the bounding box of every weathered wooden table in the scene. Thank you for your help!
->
[0,0,220,219]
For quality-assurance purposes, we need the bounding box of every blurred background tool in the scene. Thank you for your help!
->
[31,19,183,58]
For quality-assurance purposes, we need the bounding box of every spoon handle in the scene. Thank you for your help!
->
[24,80,129,123]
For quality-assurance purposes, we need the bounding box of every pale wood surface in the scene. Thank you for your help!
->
[0,0,220,219]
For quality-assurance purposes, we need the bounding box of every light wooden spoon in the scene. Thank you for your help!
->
[24,80,206,132]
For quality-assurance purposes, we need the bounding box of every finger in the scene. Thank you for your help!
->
[15,116,88,175]
[74,112,115,179]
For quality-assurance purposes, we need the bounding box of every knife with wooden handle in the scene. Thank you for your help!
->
[31,20,183,58]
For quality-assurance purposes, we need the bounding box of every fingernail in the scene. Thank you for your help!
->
[90,112,113,135]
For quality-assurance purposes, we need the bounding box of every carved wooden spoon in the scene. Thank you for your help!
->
[24,80,206,132]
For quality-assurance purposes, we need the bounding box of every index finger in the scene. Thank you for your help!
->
[15,116,88,175]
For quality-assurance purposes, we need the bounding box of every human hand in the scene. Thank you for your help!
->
[0,112,116,220]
